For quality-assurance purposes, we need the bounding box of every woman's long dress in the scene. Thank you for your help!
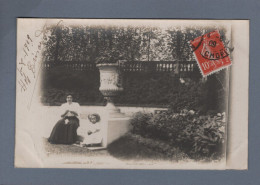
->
[48,102,80,144]
[48,117,79,144]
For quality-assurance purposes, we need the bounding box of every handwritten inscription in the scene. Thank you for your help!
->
[17,20,64,93]
[17,66,31,91]
[17,32,43,92]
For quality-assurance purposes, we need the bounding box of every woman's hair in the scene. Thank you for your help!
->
[66,94,73,98]
[88,113,101,122]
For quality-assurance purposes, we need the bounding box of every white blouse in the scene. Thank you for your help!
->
[60,102,80,117]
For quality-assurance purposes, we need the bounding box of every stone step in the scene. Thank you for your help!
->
[87,146,106,151]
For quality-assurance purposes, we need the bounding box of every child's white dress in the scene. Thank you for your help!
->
[83,122,103,145]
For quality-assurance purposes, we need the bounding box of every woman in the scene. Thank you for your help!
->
[81,114,103,147]
[48,95,80,144]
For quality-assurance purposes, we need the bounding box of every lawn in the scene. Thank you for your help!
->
[43,138,109,157]
[43,134,188,162]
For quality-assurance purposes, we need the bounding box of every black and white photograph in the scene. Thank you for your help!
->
[15,19,248,169]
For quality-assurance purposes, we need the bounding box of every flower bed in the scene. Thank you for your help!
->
[130,110,226,160]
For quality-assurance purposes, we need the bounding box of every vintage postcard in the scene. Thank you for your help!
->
[15,19,248,169]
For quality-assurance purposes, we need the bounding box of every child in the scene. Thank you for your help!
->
[81,114,103,147]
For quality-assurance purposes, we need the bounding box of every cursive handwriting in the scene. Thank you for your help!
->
[17,66,31,92]
[17,33,43,92]
[35,20,64,38]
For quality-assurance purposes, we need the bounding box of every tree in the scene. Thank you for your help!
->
[42,24,173,63]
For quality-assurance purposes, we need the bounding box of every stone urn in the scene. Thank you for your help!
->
[96,63,124,117]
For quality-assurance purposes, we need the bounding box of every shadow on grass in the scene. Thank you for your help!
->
[107,135,169,161]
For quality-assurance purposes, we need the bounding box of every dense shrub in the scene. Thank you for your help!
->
[41,68,184,106]
[130,112,153,136]
[168,81,206,112]
[41,67,226,114]
[115,72,180,106]
[41,66,104,105]
[130,110,226,159]
[168,71,227,113]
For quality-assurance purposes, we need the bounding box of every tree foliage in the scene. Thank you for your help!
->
[42,24,228,63]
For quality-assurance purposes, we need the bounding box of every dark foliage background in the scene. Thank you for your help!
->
[41,23,229,112]
[41,65,227,113]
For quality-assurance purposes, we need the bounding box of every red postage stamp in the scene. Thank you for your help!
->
[190,30,232,76]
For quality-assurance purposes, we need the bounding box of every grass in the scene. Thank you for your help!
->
[44,133,188,161]
[43,138,109,157]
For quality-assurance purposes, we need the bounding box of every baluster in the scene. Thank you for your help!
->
[161,63,163,72]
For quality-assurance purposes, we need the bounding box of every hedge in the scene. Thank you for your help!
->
[41,65,226,111]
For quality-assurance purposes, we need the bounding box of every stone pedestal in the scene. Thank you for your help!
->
[102,117,132,148]
[105,97,125,118]
[96,63,131,148]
